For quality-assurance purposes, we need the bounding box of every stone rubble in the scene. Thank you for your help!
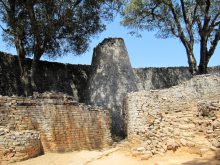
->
[124,75,220,159]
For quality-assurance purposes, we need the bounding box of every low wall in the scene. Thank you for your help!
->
[124,75,220,155]
[0,128,43,164]
[0,92,112,163]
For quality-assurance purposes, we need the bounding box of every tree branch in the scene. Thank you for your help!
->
[192,2,199,24]
[180,0,188,24]
[196,17,202,35]
[203,0,211,32]
[168,0,189,49]
[25,1,42,57]
[0,0,9,11]
[208,25,220,59]
[180,0,194,44]
[207,12,220,35]
[0,24,7,32]
[72,0,83,9]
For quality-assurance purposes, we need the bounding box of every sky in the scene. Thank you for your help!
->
[0,16,220,68]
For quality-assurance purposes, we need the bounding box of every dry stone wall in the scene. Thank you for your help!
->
[0,128,43,164]
[134,67,192,90]
[134,66,220,90]
[0,52,90,101]
[0,92,112,164]
[124,75,220,156]
[1,49,219,99]
[85,38,140,137]
[1,39,220,138]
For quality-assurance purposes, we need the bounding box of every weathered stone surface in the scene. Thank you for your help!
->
[85,38,140,137]
[124,74,220,156]
[0,92,112,163]
[134,67,192,90]
[0,129,43,164]
[1,39,220,140]
[0,52,90,101]
[1,50,220,100]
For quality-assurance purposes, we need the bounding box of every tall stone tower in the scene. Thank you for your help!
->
[86,38,140,137]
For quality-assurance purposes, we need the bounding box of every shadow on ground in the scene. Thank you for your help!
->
[182,149,220,165]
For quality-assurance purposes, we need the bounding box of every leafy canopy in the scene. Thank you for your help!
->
[122,0,220,40]
[0,0,116,58]
[121,0,220,74]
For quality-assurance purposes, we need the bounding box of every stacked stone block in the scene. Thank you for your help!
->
[0,92,112,163]
[0,128,42,164]
[197,100,220,148]
[124,75,220,156]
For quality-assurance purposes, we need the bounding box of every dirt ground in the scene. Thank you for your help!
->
[13,146,220,165]
[87,150,219,165]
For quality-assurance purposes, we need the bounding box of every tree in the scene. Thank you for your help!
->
[0,0,115,95]
[121,0,220,74]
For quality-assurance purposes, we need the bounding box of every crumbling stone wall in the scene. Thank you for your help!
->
[124,75,220,156]
[197,100,220,148]
[0,92,112,163]
[0,128,43,164]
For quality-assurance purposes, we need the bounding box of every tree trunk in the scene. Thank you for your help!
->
[20,66,31,96]
[198,36,208,74]
[188,54,198,75]
[15,38,32,96]
[198,57,208,74]
[185,48,198,75]
[30,58,39,92]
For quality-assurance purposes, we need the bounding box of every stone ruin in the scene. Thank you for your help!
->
[1,38,220,163]
[85,38,141,137]
[0,92,112,164]
[124,75,220,158]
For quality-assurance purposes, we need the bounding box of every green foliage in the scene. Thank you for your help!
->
[121,0,220,74]
[0,0,118,95]
[0,0,115,58]
[122,0,220,41]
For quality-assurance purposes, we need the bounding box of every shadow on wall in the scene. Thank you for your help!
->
[85,38,139,138]
[0,52,90,102]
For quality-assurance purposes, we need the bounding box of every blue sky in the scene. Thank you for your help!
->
[0,16,219,68]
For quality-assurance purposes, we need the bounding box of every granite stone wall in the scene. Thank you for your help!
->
[134,66,220,90]
[85,38,140,137]
[0,92,112,163]
[1,38,220,138]
[0,128,43,164]
[134,67,192,90]
[0,52,90,101]
[124,75,220,156]
[1,48,220,100]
